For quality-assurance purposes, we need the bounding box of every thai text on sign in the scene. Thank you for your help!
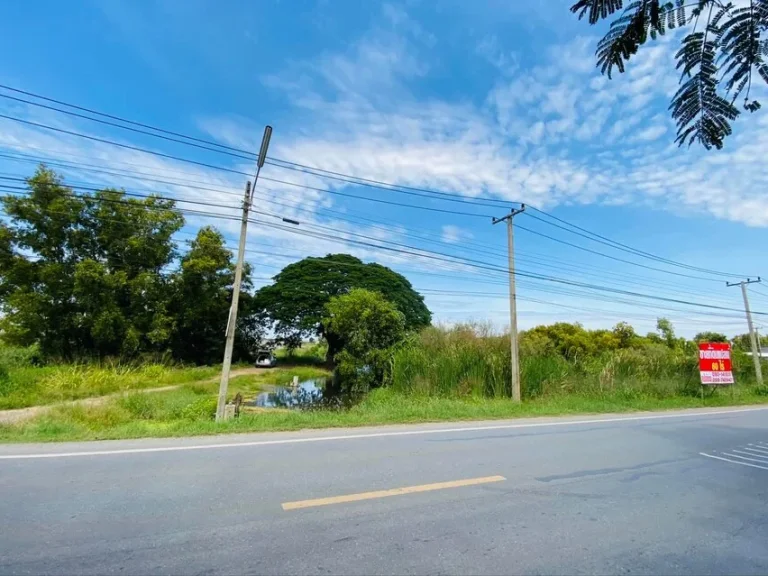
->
[699,342,734,385]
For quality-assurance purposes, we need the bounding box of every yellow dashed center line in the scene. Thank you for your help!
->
[281,475,506,510]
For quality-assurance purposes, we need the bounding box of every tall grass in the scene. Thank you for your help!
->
[0,360,219,410]
[391,324,765,401]
[391,324,510,397]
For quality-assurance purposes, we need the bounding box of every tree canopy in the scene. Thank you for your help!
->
[0,167,256,363]
[253,254,431,358]
[693,331,729,343]
[324,288,406,393]
[571,0,768,149]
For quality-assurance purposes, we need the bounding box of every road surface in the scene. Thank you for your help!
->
[2,406,768,575]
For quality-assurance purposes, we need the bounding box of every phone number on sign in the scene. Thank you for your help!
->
[700,371,734,385]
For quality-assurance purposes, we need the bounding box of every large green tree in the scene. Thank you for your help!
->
[0,167,256,364]
[324,288,406,393]
[0,168,182,358]
[253,254,431,361]
[169,227,261,364]
[571,0,768,149]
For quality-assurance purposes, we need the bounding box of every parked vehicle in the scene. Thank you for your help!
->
[255,351,277,368]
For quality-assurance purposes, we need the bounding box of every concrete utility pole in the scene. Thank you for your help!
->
[492,204,526,403]
[216,125,272,422]
[727,277,763,386]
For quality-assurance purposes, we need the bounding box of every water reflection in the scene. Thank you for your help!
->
[253,378,326,409]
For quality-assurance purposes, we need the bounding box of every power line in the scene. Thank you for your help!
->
[0,92,506,212]
[258,175,493,218]
[525,206,749,278]
[0,84,509,210]
[5,182,761,317]
[0,83,755,282]
[0,174,744,313]
[235,242,746,319]
[0,128,493,219]
[251,177,737,283]
[0,113,249,178]
[251,216,768,317]
[3,193,759,322]
[263,159,510,209]
[0,84,255,156]
[0,148,740,303]
[0,92,256,162]
[514,221,723,282]
[0,142,746,293]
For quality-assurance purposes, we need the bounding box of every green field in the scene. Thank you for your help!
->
[2,326,767,444]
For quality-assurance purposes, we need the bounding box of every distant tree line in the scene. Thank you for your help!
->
[0,168,431,366]
[1,167,757,370]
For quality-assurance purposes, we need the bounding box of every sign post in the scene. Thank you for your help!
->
[699,342,734,399]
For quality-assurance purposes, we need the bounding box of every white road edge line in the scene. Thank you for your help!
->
[700,452,768,471]
[744,444,768,455]
[2,405,768,461]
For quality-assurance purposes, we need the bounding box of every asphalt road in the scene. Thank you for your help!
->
[2,406,768,575]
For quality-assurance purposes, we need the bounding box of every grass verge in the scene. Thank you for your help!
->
[1,383,765,443]
[0,364,223,410]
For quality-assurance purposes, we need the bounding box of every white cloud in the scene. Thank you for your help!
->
[222,16,768,230]
[476,34,519,74]
[633,124,668,142]
[3,4,768,333]
[441,225,473,244]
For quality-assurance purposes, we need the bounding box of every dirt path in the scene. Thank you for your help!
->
[0,367,266,426]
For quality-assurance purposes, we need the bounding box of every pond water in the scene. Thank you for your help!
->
[252,378,327,409]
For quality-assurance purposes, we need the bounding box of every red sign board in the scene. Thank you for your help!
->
[699,342,734,385]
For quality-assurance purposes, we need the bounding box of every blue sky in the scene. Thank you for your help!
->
[1,0,767,337]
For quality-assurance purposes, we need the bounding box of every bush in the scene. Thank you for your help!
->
[118,393,158,420]
[0,343,43,368]
[180,396,217,420]
[324,289,406,394]
[0,363,10,394]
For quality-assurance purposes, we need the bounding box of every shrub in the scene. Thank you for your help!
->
[324,289,406,394]
[0,363,10,394]
[180,396,217,420]
[118,393,158,420]
[0,343,43,368]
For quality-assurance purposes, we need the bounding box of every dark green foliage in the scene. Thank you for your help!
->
[0,167,256,364]
[253,254,430,358]
[693,331,729,343]
[671,25,740,149]
[571,0,768,148]
[0,168,183,357]
[323,289,406,394]
[571,0,625,24]
[732,332,768,350]
[167,226,263,364]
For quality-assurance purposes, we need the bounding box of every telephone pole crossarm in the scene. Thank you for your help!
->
[492,204,525,403]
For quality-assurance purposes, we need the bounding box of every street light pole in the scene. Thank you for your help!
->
[216,125,272,422]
